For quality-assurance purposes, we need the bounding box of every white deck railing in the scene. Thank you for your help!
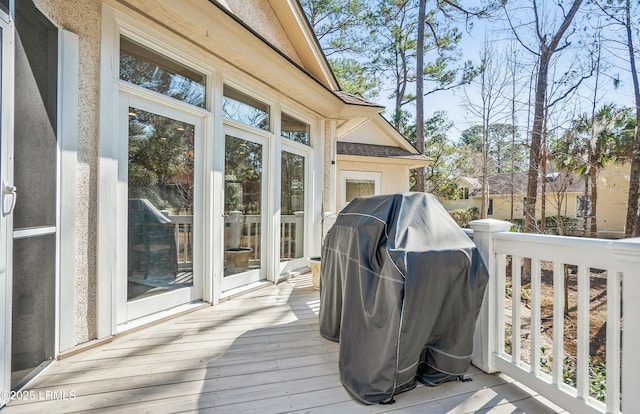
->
[167,215,192,271]
[167,212,305,268]
[470,219,640,414]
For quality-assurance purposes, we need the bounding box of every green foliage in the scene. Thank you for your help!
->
[448,207,479,228]
[508,217,580,235]
[541,216,581,235]
[300,0,374,56]
[552,104,636,173]
[329,58,380,98]
[505,284,531,304]
[561,356,608,402]
[410,111,462,198]
[128,110,194,212]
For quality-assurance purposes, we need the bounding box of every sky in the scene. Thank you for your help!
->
[372,2,637,144]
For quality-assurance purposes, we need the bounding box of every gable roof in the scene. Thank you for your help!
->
[334,91,383,108]
[460,171,585,196]
[337,142,430,162]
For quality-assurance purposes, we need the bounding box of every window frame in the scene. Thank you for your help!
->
[340,170,381,208]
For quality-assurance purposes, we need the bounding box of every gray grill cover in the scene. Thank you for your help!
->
[319,192,488,404]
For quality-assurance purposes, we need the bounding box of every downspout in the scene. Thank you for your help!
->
[328,120,337,213]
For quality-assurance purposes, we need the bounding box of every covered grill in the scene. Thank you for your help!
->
[319,192,488,404]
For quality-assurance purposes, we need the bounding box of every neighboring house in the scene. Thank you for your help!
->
[440,163,631,237]
[0,0,428,395]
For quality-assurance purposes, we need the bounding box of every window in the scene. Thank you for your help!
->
[223,85,270,131]
[459,187,470,200]
[341,171,381,206]
[577,195,592,217]
[487,198,494,216]
[281,113,310,145]
[119,37,206,108]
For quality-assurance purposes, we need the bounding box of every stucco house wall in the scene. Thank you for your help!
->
[595,163,630,236]
[33,0,101,343]
[336,159,411,208]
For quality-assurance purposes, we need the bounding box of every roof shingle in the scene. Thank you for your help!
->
[337,141,430,162]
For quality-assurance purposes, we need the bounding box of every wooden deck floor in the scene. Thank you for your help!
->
[4,274,563,413]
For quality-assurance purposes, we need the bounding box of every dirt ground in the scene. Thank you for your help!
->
[506,260,611,366]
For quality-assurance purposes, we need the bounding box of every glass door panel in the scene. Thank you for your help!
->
[120,98,202,324]
[280,151,305,261]
[223,134,264,290]
[127,107,195,301]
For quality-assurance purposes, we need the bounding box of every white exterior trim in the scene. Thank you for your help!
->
[340,170,382,208]
[98,3,323,332]
[0,10,15,403]
[57,29,79,353]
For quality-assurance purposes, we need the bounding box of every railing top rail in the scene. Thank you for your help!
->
[491,231,640,270]
[167,215,193,224]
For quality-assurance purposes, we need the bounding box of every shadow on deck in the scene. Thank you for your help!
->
[4,274,563,413]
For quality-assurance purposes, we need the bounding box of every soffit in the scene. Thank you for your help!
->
[267,0,338,89]
[337,154,430,169]
[112,0,347,118]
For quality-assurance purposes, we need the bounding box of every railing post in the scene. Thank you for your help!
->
[469,219,512,373]
[228,210,243,249]
[294,211,304,258]
[612,238,640,414]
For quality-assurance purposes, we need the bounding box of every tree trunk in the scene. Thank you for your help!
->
[590,159,598,238]
[524,0,584,233]
[415,0,426,192]
[525,52,548,233]
[583,172,589,236]
[540,120,547,232]
[624,0,640,237]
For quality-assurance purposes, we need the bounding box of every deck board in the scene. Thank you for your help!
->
[3,273,561,413]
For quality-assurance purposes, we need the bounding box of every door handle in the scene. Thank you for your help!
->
[2,181,17,217]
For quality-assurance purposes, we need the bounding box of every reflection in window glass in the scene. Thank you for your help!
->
[127,108,195,301]
[281,151,305,261]
[346,179,375,203]
[577,195,592,217]
[223,85,270,131]
[281,113,310,145]
[224,135,263,275]
[120,37,206,107]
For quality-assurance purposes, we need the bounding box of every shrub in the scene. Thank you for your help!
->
[449,207,479,228]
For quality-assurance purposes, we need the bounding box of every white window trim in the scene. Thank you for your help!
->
[98,5,216,336]
[340,170,381,208]
[98,4,324,329]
